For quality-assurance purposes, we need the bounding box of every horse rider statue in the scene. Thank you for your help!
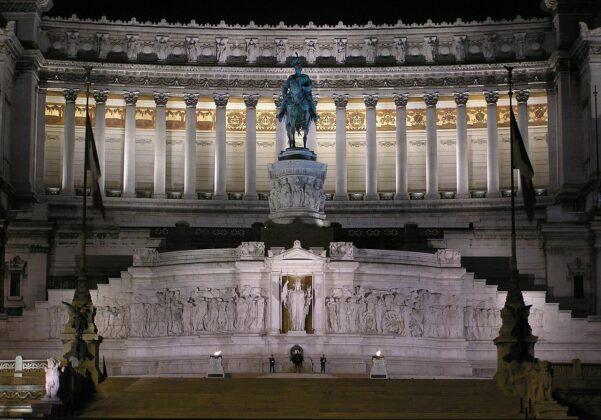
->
[276,55,318,149]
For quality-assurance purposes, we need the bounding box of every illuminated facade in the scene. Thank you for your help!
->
[0,0,600,375]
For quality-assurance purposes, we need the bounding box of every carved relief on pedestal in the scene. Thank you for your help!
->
[329,242,354,260]
[236,242,265,260]
[130,286,267,337]
[324,286,501,340]
[132,248,160,266]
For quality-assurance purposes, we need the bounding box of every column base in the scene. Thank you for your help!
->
[487,190,501,198]
[213,194,228,200]
[153,193,166,199]
[243,194,258,200]
[456,192,470,199]
[183,193,196,200]
[333,193,348,201]
[62,188,75,196]
[122,192,136,198]
[425,193,440,200]
[364,194,379,201]
[394,193,409,200]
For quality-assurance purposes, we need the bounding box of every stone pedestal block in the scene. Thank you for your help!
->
[208,355,225,378]
[370,357,388,379]
[267,151,327,226]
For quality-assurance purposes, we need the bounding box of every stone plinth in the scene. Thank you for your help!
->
[208,355,224,378]
[267,151,327,226]
[370,356,388,379]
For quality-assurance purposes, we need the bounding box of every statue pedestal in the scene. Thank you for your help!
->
[267,153,327,227]
[207,356,224,378]
[370,357,388,379]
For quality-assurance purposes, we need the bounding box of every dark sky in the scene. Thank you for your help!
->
[46,0,549,26]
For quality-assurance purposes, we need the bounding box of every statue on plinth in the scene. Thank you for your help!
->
[276,55,318,149]
[282,277,312,331]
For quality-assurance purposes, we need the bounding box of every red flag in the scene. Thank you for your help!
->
[510,109,535,222]
[85,111,105,219]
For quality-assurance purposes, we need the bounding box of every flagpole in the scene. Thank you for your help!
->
[594,85,599,179]
[506,66,518,281]
[74,66,93,305]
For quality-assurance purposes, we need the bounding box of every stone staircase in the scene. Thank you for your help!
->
[82,377,532,419]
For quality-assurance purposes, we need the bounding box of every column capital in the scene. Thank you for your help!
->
[516,89,530,104]
[93,89,110,104]
[273,93,283,108]
[183,93,199,107]
[453,92,469,106]
[333,94,349,109]
[243,94,260,108]
[363,94,379,108]
[153,92,169,106]
[63,88,79,103]
[393,93,409,107]
[123,90,139,105]
[312,93,320,106]
[484,90,499,104]
[213,93,229,108]
[423,92,439,107]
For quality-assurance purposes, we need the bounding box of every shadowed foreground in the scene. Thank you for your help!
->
[78,377,527,419]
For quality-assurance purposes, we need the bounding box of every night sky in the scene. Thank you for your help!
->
[46,0,549,25]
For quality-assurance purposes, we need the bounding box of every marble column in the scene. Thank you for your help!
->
[546,87,559,192]
[333,94,349,201]
[394,93,409,200]
[364,94,379,200]
[424,93,439,199]
[243,94,259,200]
[123,91,139,197]
[62,88,78,196]
[34,87,47,196]
[306,94,319,151]
[183,93,199,199]
[213,93,229,200]
[153,92,168,198]
[516,89,530,151]
[515,90,530,192]
[93,89,109,195]
[273,94,287,157]
[454,92,470,198]
[484,90,500,198]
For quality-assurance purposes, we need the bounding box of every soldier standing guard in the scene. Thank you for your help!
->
[320,354,327,374]
[269,354,276,373]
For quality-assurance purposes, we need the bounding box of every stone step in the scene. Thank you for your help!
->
[82,377,527,419]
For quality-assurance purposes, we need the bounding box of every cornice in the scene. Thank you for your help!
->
[40,59,553,93]
[42,15,551,31]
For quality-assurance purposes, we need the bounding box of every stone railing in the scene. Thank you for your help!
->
[0,357,47,377]
[550,359,601,381]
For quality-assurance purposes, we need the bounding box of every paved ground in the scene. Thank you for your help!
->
[80,376,526,419]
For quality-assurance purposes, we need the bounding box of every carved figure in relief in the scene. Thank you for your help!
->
[394,38,406,63]
[216,38,228,63]
[246,38,259,63]
[277,56,318,148]
[97,34,111,59]
[282,278,312,331]
[276,39,287,64]
[186,38,200,62]
[66,32,79,58]
[483,34,496,61]
[156,37,169,61]
[423,37,437,63]
[365,38,377,63]
[335,39,347,63]
[306,40,317,64]
[292,178,304,206]
[280,178,293,207]
[126,36,139,61]
[453,36,467,62]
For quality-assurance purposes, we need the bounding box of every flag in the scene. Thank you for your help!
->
[510,109,535,222]
[85,111,105,219]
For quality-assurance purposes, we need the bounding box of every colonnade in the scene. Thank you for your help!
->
[58,89,534,200]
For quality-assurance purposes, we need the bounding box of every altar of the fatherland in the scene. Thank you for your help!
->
[1,0,601,418]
